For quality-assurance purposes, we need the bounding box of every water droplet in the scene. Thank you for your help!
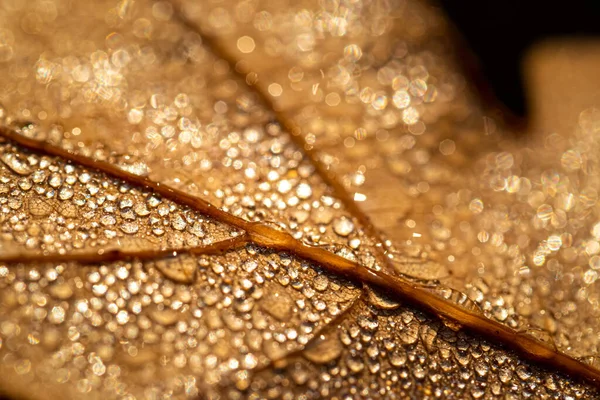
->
[492,306,508,321]
[147,194,161,208]
[48,173,63,188]
[561,149,583,170]
[390,255,447,281]
[366,286,401,310]
[402,107,419,125]
[119,196,134,209]
[303,333,343,364]
[343,44,362,61]
[243,260,257,273]
[312,274,329,291]
[537,204,553,221]
[171,212,187,230]
[474,360,489,377]
[116,310,129,324]
[312,208,333,224]
[149,307,180,326]
[523,327,557,350]
[393,90,411,109]
[120,221,139,234]
[100,214,116,226]
[28,196,55,217]
[79,172,91,184]
[440,316,462,331]
[49,283,73,300]
[18,178,32,191]
[333,217,354,237]
[499,368,512,383]
[120,161,149,176]
[398,321,419,344]
[277,179,292,194]
[260,288,293,321]
[578,355,600,368]
[346,356,365,372]
[157,204,170,216]
[1,152,33,175]
[296,183,312,199]
[58,187,74,200]
[357,315,378,331]
[515,365,532,381]
[48,306,66,324]
[153,256,196,283]
[420,324,437,352]
[134,202,150,216]
[429,287,482,314]
[389,348,407,366]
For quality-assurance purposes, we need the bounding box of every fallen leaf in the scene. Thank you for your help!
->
[0,0,599,399]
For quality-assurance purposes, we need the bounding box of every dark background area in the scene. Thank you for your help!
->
[438,0,600,120]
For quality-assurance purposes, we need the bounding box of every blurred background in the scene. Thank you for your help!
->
[440,0,600,125]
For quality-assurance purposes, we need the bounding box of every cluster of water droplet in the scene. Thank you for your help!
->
[0,0,599,397]
[0,246,360,398]
[0,0,395,271]
[234,299,595,399]
[184,0,600,363]
[0,142,232,255]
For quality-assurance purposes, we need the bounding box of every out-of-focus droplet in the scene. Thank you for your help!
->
[260,288,293,321]
[333,217,354,237]
[303,333,343,364]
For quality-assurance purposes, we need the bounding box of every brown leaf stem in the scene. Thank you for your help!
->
[0,234,249,265]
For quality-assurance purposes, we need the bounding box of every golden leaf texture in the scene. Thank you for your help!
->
[0,0,600,399]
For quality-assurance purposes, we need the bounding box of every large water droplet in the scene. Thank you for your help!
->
[578,355,600,368]
[48,282,73,300]
[28,196,55,217]
[390,254,448,281]
[398,321,419,344]
[333,217,355,237]
[260,288,293,321]
[303,333,343,364]
[523,327,557,350]
[120,221,139,234]
[149,307,180,326]
[1,152,33,175]
[366,286,401,310]
[153,255,196,283]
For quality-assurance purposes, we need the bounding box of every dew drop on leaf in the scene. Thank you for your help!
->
[120,221,139,234]
[333,217,354,237]
[1,152,33,175]
[303,333,344,364]
[366,286,401,310]
[148,307,180,326]
[260,287,294,321]
[48,282,73,300]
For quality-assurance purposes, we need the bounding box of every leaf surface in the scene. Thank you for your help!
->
[0,0,599,399]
